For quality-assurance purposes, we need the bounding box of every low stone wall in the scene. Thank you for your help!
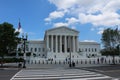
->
[26,56,120,65]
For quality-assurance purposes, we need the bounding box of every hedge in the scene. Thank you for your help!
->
[0,58,24,63]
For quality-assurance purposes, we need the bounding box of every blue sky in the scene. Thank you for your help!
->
[0,0,120,43]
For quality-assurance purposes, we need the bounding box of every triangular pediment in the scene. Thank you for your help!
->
[45,26,79,35]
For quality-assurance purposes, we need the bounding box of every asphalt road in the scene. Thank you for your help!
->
[1,64,120,80]
[0,68,20,80]
[81,64,120,79]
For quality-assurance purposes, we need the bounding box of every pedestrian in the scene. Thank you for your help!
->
[97,58,99,64]
[101,57,104,63]
[72,62,75,67]
[66,58,67,62]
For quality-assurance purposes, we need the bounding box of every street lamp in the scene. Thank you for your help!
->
[69,36,72,67]
[22,33,28,68]
[69,49,72,67]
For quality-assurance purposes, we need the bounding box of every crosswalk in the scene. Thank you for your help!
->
[11,68,114,80]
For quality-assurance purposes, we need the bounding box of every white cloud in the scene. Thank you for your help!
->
[71,26,76,29]
[79,12,120,26]
[97,28,105,35]
[103,0,120,12]
[52,18,78,28]
[97,30,103,35]
[44,10,65,22]
[49,0,77,10]
[16,29,36,37]
[46,0,120,33]
[28,32,36,35]
[53,22,68,27]
[15,28,23,33]
[83,40,96,42]
[91,28,95,31]
[66,17,79,25]
[31,38,43,41]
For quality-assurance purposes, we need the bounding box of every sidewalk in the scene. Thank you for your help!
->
[26,63,110,69]
[0,62,112,69]
[0,63,18,67]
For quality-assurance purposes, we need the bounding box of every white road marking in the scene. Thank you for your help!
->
[61,76,111,80]
[11,68,112,80]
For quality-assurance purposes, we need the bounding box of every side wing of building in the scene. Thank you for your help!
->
[27,40,46,58]
[78,42,101,58]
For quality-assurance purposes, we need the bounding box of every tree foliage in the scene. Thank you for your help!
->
[101,28,120,64]
[0,22,20,59]
[101,28,120,50]
[101,28,120,55]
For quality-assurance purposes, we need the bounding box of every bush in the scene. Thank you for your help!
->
[26,52,31,56]
[18,53,23,56]
[0,58,24,63]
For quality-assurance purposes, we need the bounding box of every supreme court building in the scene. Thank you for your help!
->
[25,26,100,61]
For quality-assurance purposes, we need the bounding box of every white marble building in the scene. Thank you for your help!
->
[25,27,100,61]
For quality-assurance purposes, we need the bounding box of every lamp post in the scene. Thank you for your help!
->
[69,36,72,67]
[69,49,72,67]
[22,33,28,68]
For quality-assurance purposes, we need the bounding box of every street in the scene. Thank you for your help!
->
[1,64,120,80]
[0,68,20,80]
[81,64,120,79]
[10,68,112,80]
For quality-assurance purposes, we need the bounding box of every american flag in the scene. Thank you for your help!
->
[18,21,21,31]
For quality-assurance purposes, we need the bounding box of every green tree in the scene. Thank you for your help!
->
[0,22,20,66]
[101,28,120,64]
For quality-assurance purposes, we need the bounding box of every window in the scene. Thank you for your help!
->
[35,48,37,52]
[42,54,45,57]
[72,55,74,58]
[67,48,70,52]
[82,49,84,52]
[85,48,87,52]
[43,48,44,52]
[26,48,29,51]
[92,48,94,52]
[95,48,97,52]
[31,48,33,52]
[89,48,90,52]
[39,48,41,52]
[54,55,56,58]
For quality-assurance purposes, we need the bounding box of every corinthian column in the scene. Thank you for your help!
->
[60,35,62,53]
[47,35,49,51]
[75,36,78,52]
[64,36,67,53]
[56,35,58,53]
[73,36,75,53]
[51,35,53,53]
[76,36,79,52]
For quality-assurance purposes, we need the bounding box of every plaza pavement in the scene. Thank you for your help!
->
[26,63,109,69]
[1,62,110,69]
